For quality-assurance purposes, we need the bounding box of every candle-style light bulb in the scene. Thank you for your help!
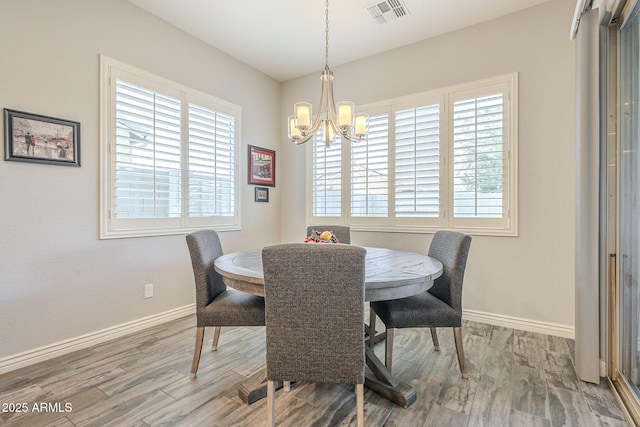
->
[294,102,311,129]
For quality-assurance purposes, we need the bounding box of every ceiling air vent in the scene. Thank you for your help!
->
[365,0,410,25]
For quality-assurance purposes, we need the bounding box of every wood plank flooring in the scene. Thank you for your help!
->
[0,314,630,426]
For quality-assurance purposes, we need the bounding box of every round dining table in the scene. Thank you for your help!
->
[214,246,443,302]
[213,245,443,408]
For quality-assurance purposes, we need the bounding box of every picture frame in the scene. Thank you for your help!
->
[255,187,269,203]
[4,108,80,167]
[248,145,275,187]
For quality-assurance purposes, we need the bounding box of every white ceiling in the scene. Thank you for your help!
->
[128,0,553,82]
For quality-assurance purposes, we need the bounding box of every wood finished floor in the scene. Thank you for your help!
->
[0,314,630,427]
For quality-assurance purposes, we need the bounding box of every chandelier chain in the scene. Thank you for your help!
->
[325,0,329,69]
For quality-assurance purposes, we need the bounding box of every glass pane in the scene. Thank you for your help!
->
[619,6,640,399]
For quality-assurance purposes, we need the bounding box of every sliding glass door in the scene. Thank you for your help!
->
[617,2,640,415]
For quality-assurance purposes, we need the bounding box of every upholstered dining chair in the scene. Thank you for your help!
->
[306,225,351,244]
[370,230,472,378]
[262,243,366,427]
[185,230,265,379]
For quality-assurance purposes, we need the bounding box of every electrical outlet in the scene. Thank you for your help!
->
[144,283,154,299]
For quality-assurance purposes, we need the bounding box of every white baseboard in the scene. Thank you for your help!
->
[463,309,575,339]
[0,304,196,375]
[1,305,573,375]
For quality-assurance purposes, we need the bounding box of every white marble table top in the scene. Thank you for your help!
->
[214,246,443,302]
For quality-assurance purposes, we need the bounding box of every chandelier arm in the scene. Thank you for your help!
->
[330,121,341,136]
[326,75,341,133]
[306,114,322,136]
[304,70,329,136]
[293,134,315,145]
[341,132,365,143]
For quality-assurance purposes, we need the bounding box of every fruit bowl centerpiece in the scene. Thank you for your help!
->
[304,229,339,244]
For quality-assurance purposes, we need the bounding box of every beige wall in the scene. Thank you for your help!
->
[280,0,577,332]
[0,0,281,361]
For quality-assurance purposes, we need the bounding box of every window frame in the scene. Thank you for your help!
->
[307,73,518,236]
[99,55,242,239]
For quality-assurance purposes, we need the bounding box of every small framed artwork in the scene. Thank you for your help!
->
[4,109,80,167]
[248,145,275,187]
[255,187,269,203]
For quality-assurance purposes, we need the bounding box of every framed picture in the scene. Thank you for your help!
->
[4,108,80,167]
[255,187,269,203]
[248,145,275,186]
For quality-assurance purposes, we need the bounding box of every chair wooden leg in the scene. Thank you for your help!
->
[369,308,376,349]
[430,327,440,351]
[356,383,364,427]
[267,380,276,427]
[385,328,394,373]
[190,326,205,379]
[283,381,291,392]
[453,327,467,379]
[211,326,221,351]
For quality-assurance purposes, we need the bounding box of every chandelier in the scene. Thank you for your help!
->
[287,0,368,147]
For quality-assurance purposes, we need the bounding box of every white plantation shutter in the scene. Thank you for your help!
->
[312,135,342,217]
[188,105,235,218]
[115,80,182,219]
[101,56,241,238]
[307,74,516,235]
[351,114,389,217]
[395,104,440,217]
[452,92,505,219]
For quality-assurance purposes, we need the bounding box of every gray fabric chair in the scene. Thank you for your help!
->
[306,225,351,244]
[370,230,472,378]
[186,230,265,379]
[262,243,366,427]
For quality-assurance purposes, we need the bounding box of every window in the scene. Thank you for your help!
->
[308,73,517,236]
[100,56,241,238]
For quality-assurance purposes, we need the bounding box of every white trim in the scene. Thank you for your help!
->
[463,308,575,339]
[308,72,519,237]
[0,304,195,374]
